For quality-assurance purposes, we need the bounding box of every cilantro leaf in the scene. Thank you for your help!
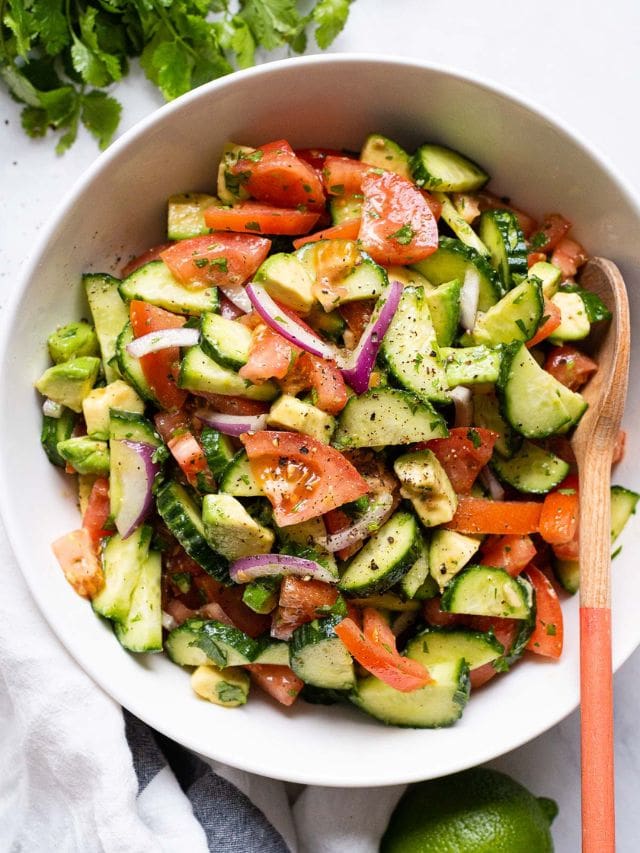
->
[81,90,122,149]
[312,0,352,49]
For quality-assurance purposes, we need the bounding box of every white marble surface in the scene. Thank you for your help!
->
[2,1,640,850]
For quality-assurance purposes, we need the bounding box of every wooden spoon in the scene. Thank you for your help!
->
[570,257,630,853]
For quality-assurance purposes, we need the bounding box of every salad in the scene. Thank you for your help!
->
[37,135,638,726]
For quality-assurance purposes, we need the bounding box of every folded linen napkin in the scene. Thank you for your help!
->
[0,519,402,853]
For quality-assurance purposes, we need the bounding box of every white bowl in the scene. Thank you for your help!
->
[2,54,639,787]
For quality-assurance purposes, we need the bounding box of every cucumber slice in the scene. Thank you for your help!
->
[167,193,216,240]
[332,388,448,450]
[252,640,290,665]
[491,440,569,494]
[441,565,533,620]
[92,526,152,623]
[219,450,264,497]
[200,428,236,479]
[41,407,76,467]
[429,529,483,590]
[165,619,260,667]
[411,144,489,193]
[156,481,229,580]
[442,346,502,387]
[360,134,411,179]
[399,537,431,599]
[412,238,503,312]
[179,346,278,401]
[472,391,522,458]
[113,550,162,653]
[84,273,128,384]
[478,209,528,289]
[529,261,562,299]
[498,342,587,438]
[109,409,161,445]
[433,192,489,256]
[351,659,470,728]
[548,292,590,343]
[463,277,543,346]
[200,312,251,370]
[406,626,504,670]
[329,194,363,225]
[611,485,640,541]
[115,322,159,404]
[339,512,421,596]
[553,557,580,595]
[291,616,356,690]
[120,260,219,315]
[381,286,449,403]
[425,279,461,347]
[217,142,254,204]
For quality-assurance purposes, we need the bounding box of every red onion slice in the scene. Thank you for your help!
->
[340,279,403,394]
[320,492,394,552]
[195,409,268,436]
[229,553,338,585]
[450,386,473,427]
[460,268,480,332]
[112,440,160,538]
[246,283,342,362]
[480,465,505,501]
[126,327,200,358]
[218,283,252,314]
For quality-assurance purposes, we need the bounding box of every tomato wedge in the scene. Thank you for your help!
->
[445,496,542,534]
[477,192,537,238]
[528,213,572,253]
[527,252,547,267]
[335,610,432,692]
[239,324,299,384]
[51,527,104,599]
[271,576,339,640]
[161,233,271,287]
[245,664,304,706]
[167,431,214,491]
[358,171,439,266]
[539,485,579,545]
[232,140,326,211]
[551,236,588,278]
[281,351,348,415]
[154,410,191,444]
[241,431,369,526]
[525,566,564,658]
[204,201,320,236]
[295,147,347,173]
[526,298,562,348]
[322,156,371,196]
[339,300,375,342]
[423,428,498,494]
[121,242,173,278]
[292,219,361,249]
[82,477,112,547]
[544,345,598,391]
[480,534,537,576]
[129,300,187,410]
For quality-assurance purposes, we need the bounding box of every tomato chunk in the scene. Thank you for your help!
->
[281,352,348,415]
[129,300,187,410]
[292,219,361,249]
[322,156,371,196]
[241,431,369,526]
[544,345,597,391]
[335,610,432,692]
[52,527,104,599]
[480,534,537,576]
[161,233,271,287]
[528,213,572,253]
[245,664,304,706]
[233,140,326,211]
[551,237,588,278]
[239,325,299,384]
[424,428,498,494]
[445,497,542,534]
[525,565,564,658]
[82,477,112,548]
[167,431,214,491]
[358,171,439,266]
[121,242,173,278]
[204,202,320,236]
[271,576,338,640]
[539,486,579,546]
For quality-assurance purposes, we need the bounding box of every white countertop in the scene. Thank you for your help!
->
[2,1,639,850]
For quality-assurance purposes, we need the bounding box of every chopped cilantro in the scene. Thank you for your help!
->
[389,223,415,245]
[245,221,262,232]
[466,428,481,449]
[545,623,557,636]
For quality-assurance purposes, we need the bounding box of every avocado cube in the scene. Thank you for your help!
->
[202,494,275,561]
[47,321,99,364]
[360,134,412,180]
[548,292,590,342]
[267,395,335,444]
[35,356,101,413]
[394,449,458,527]
[254,253,314,314]
[57,436,110,475]
[83,380,145,439]
[167,192,216,240]
[191,665,250,707]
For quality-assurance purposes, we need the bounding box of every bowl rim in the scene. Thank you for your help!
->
[3,52,640,787]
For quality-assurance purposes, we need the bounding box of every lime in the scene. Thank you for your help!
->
[381,767,558,853]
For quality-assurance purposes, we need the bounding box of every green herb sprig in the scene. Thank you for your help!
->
[0,0,353,152]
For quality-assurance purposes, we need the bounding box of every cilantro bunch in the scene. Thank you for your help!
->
[0,0,353,152]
